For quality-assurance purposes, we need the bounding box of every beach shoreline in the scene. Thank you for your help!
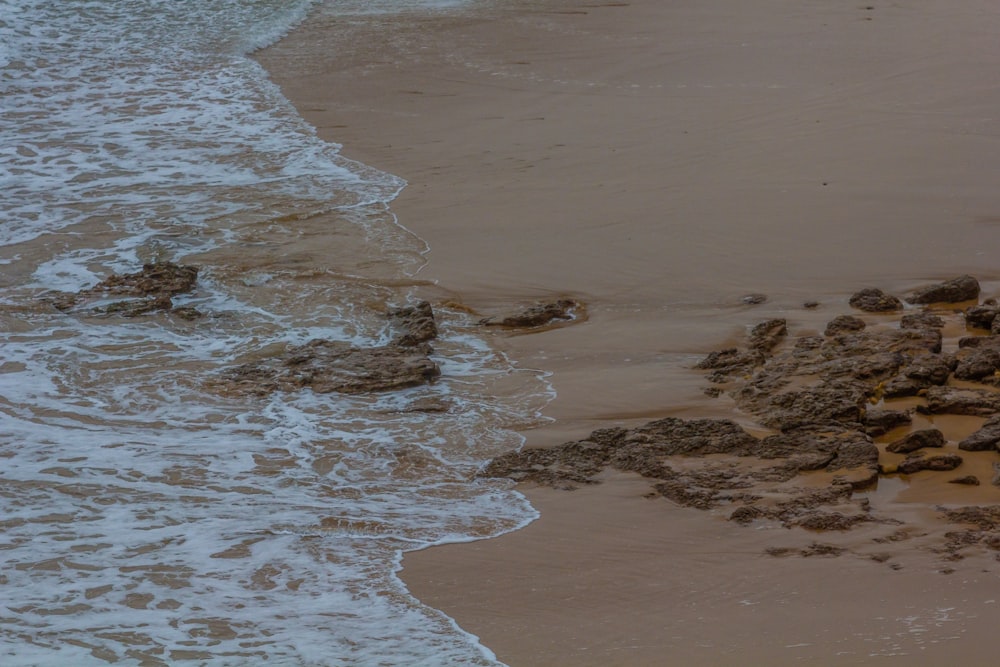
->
[256,0,1000,663]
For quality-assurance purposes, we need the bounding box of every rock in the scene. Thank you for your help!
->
[93,261,199,297]
[739,383,867,431]
[919,386,1000,416]
[741,293,767,305]
[954,347,1000,381]
[958,415,1000,452]
[748,319,787,354]
[480,299,580,328]
[824,315,866,336]
[992,319,1000,336]
[882,354,955,398]
[804,301,820,309]
[900,312,945,330]
[964,303,1000,330]
[388,301,438,347]
[906,275,980,304]
[886,428,945,454]
[849,288,902,312]
[219,340,441,396]
[949,476,980,486]
[863,407,912,437]
[99,295,174,317]
[896,454,963,475]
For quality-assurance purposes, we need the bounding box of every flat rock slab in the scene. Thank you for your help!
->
[49,261,201,318]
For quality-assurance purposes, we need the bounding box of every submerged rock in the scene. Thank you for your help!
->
[849,288,902,312]
[479,298,580,328]
[906,275,980,304]
[216,302,442,396]
[50,261,201,318]
[896,454,963,475]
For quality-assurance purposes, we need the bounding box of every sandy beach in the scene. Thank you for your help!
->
[258,0,1000,663]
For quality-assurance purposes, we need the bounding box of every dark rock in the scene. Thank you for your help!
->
[957,335,1000,350]
[958,415,1000,452]
[849,288,902,312]
[170,306,204,320]
[741,384,867,431]
[992,319,1000,336]
[949,476,980,486]
[795,512,870,531]
[906,275,980,305]
[100,295,174,317]
[964,303,1000,330]
[748,319,787,354]
[94,262,199,297]
[919,386,1000,416]
[388,301,438,347]
[804,301,820,309]
[218,340,440,397]
[480,298,580,328]
[896,454,963,475]
[863,408,912,437]
[954,347,1000,381]
[824,315,866,336]
[729,506,766,525]
[883,354,955,398]
[886,429,945,454]
[900,312,945,330]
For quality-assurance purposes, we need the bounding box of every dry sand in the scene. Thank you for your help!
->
[257,0,1000,663]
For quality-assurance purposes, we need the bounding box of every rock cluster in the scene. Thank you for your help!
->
[482,276,1000,562]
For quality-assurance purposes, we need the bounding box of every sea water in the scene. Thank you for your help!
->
[0,1,547,664]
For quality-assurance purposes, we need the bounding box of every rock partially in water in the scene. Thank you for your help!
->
[964,302,1000,330]
[883,354,955,398]
[886,428,945,454]
[849,288,902,312]
[863,407,913,437]
[958,415,1000,452]
[748,318,787,354]
[896,454,963,475]
[216,302,442,396]
[388,301,438,347]
[906,275,980,305]
[50,261,201,318]
[919,386,1000,416]
[220,340,440,397]
[479,298,581,328]
[949,476,980,486]
[900,312,945,330]
[824,315,866,336]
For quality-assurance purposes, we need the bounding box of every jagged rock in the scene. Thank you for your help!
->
[896,454,963,475]
[964,303,1000,330]
[863,407,912,437]
[49,261,200,315]
[388,301,438,347]
[219,340,440,396]
[883,353,955,397]
[479,298,580,328]
[93,262,198,297]
[738,383,867,431]
[958,415,1000,452]
[849,288,902,312]
[886,428,945,454]
[906,275,980,305]
[949,476,980,486]
[900,312,945,330]
[748,319,787,354]
[954,347,1000,381]
[919,386,1000,416]
[824,315,866,336]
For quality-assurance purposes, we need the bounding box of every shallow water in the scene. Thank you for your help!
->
[0,1,547,664]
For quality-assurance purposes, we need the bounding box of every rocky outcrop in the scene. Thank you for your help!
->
[906,275,980,304]
[958,416,1000,452]
[215,302,441,396]
[848,288,902,312]
[50,261,202,318]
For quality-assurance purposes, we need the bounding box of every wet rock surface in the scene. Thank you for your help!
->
[479,298,581,328]
[906,275,980,304]
[49,261,202,318]
[484,279,1000,563]
[215,302,443,396]
[849,288,902,312]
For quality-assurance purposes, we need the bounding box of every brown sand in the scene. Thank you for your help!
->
[257,0,1000,664]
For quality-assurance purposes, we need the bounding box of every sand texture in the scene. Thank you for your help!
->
[257,0,1000,664]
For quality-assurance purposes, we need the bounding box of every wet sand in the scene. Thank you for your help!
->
[257,0,1000,663]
